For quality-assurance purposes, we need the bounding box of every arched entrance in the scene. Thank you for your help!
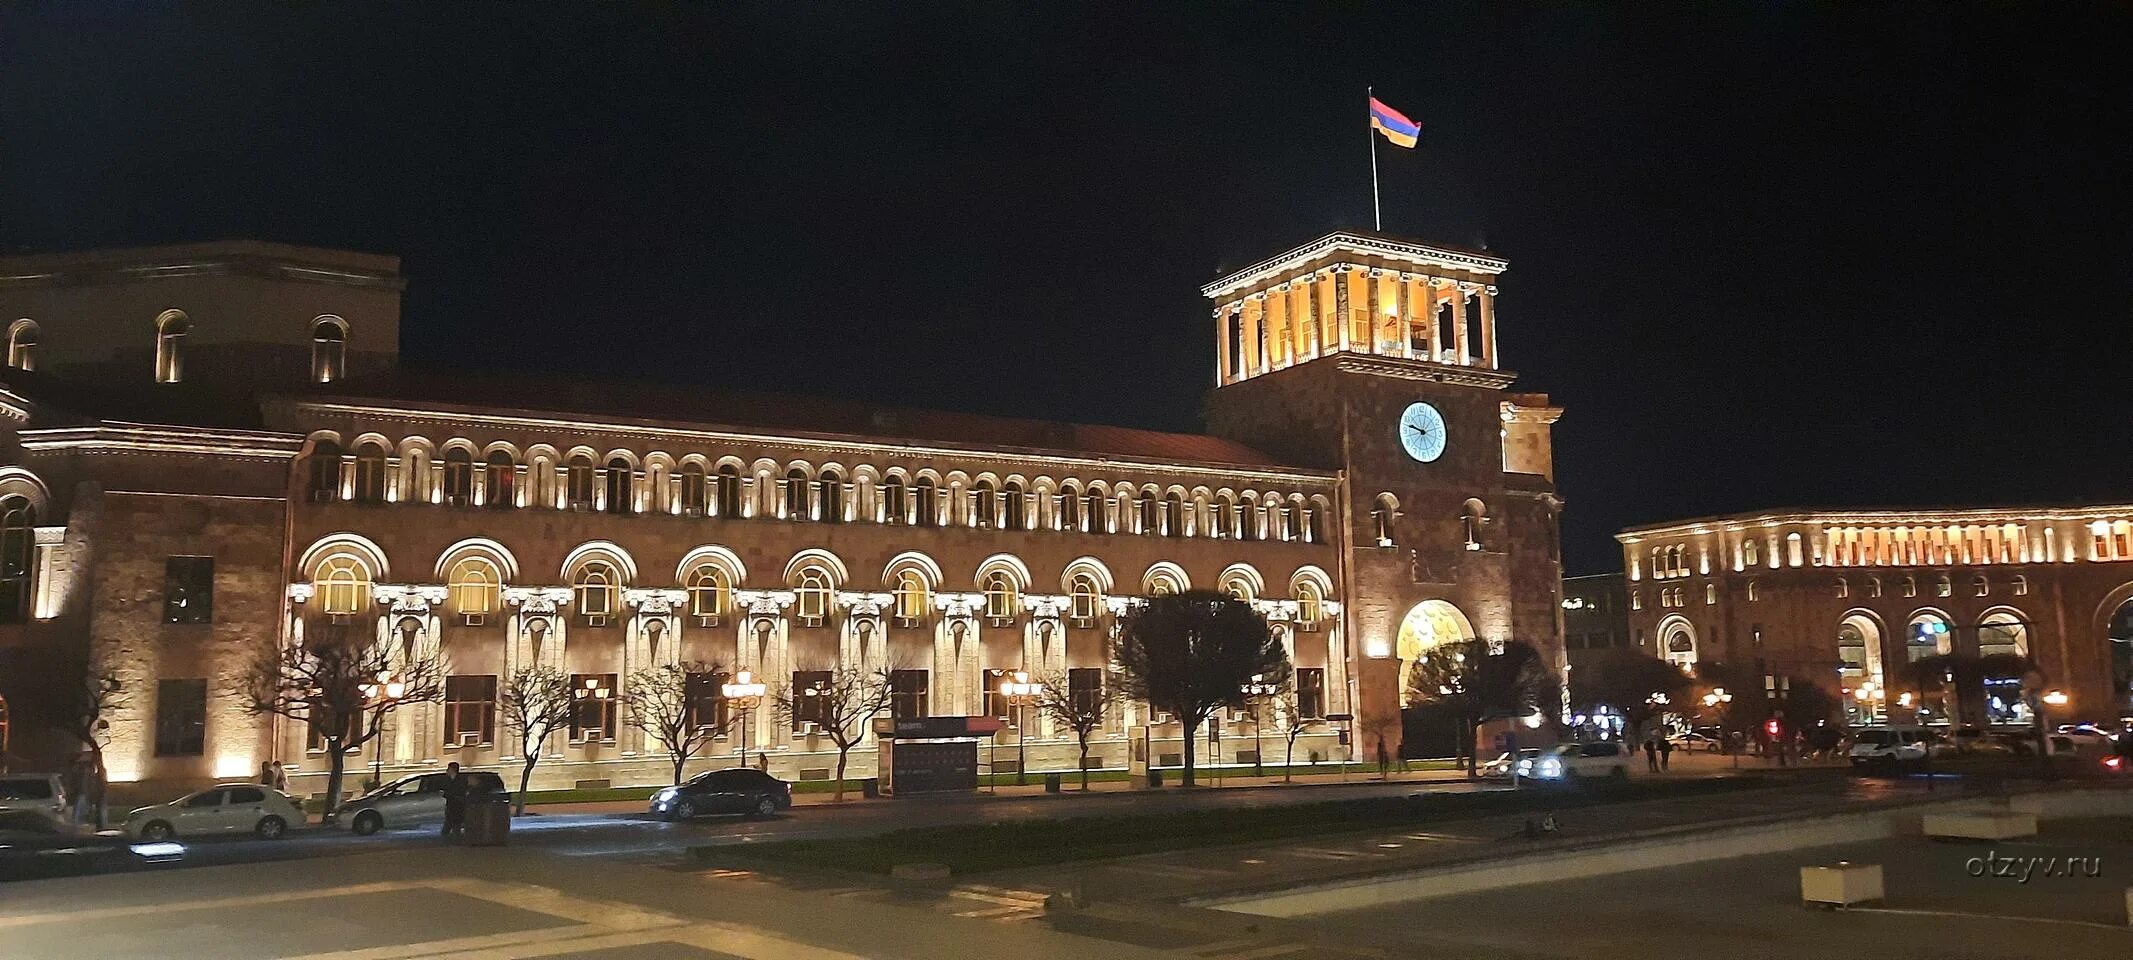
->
[1977,607,2033,725]
[1657,615,1696,670]
[1836,611,1885,725]
[1394,599,1475,708]
[2107,594,2133,717]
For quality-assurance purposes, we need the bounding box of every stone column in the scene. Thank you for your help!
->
[1332,269,1353,355]
[1214,306,1231,385]
[1451,282,1470,365]
[1414,277,1436,361]
[1365,270,1382,354]
[1395,273,1412,359]
[1479,285,1499,368]
[1249,295,1270,376]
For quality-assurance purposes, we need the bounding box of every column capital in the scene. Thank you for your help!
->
[1484,285,1499,296]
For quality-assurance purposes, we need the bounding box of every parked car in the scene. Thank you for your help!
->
[1667,732,1722,753]
[1480,749,1543,780]
[1946,727,2016,755]
[0,774,69,827]
[124,784,306,841]
[1,811,183,880]
[1848,726,1934,767]
[1516,741,1631,783]
[2056,725,2115,749]
[651,768,793,820]
[340,770,509,836]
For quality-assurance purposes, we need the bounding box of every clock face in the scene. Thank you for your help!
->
[1399,402,1447,463]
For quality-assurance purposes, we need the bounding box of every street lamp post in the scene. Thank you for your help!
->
[2040,689,2069,773]
[999,671,1043,786]
[357,671,406,790]
[1703,687,1735,769]
[722,670,768,769]
[572,675,612,756]
[1243,675,1280,777]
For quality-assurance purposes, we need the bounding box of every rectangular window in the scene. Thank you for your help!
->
[1295,668,1326,719]
[889,669,928,721]
[687,670,728,731]
[790,670,833,731]
[1068,668,1104,718]
[154,678,207,757]
[569,673,618,741]
[443,675,497,746]
[982,668,1011,721]
[163,556,214,624]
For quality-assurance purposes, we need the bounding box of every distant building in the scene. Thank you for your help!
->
[1,231,1564,795]
[1619,509,2133,729]
[1561,572,1633,669]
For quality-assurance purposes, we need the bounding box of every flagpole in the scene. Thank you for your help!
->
[1367,87,1382,231]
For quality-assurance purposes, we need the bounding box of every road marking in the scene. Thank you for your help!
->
[948,888,1047,907]
[1286,847,1370,860]
[0,880,421,929]
[951,904,1043,919]
[1202,944,1309,960]
[1114,862,1233,879]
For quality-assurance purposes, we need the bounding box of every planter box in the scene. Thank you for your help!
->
[1801,862,1884,907]
[1923,811,2037,841]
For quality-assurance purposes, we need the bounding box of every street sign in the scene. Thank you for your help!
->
[1325,713,1355,721]
[879,716,1004,740]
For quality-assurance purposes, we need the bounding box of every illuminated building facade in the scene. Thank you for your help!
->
[1619,509,2133,728]
[0,232,1563,794]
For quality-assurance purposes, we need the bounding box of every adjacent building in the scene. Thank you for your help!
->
[1,231,1564,796]
[1561,572,1634,670]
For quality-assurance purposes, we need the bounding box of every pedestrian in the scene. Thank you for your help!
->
[440,761,468,840]
[1642,737,1659,773]
[271,760,289,793]
[755,752,768,773]
[1375,740,1389,777]
[259,761,276,786]
[1658,735,1673,771]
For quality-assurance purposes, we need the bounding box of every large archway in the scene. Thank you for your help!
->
[2107,594,2133,718]
[1394,599,1475,708]
[1836,611,1886,725]
[1657,615,1696,670]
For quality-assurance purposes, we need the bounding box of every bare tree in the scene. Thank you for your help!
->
[499,664,573,814]
[622,660,735,786]
[1111,591,1290,787]
[21,647,126,826]
[227,623,443,817]
[1035,670,1117,790]
[1270,682,1311,783]
[771,664,891,801]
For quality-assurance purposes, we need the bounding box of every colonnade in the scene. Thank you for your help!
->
[1214,269,1498,383]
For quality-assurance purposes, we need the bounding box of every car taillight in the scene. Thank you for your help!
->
[2104,756,2124,771]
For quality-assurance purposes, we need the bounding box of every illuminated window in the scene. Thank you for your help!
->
[1704,583,1716,605]
[687,565,730,620]
[795,569,832,622]
[1973,575,1989,598]
[687,669,728,731]
[1867,577,1882,598]
[1221,572,1255,602]
[983,570,1019,621]
[1935,575,1952,598]
[1002,480,1026,530]
[448,557,500,619]
[1213,494,1235,539]
[2092,520,2111,560]
[1835,577,1849,598]
[1083,487,1105,533]
[894,569,930,623]
[1901,576,1917,598]
[1304,504,1325,543]
[710,464,741,518]
[1630,591,1642,611]
[971,480,997,528]
[1059,483,1081,531]
[817,469,844,523]
[483,451,515,509]
[575,561,619,619]
[1746,580,1759,602]
[443,675,497,746]
[1296,582,1324,630]
[2013,575,2029,596]
[0,496,35,624]
[882,475,908,524]
[914,478,939,526]
[442,449,473,506]
[604,457,634,516]
[1069,573,1102,623]
[679,463,708,516]
[569,674,617,741]
[154,309,189,383]
[1163,494,1185,537]
[351,443,388,504]
[791,670,833,730]
[566,456,596,510]
[163,556,214,624]
[1148,572,1182,597]
[1137,494,1158,535]
[310,317,346,383]
[315,555,372,615]
[7,319,38,371]
[1743,538,1759,567]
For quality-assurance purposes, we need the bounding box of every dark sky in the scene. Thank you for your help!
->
[4,3,2130,574]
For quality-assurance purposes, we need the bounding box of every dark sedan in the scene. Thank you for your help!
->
[0,811,184,881]
[649,769,793,820]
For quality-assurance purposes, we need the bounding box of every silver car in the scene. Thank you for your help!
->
[339,770,507,835]
[124,784,306,841]
[0,774,70,827]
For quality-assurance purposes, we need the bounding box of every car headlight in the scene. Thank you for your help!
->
[1515,759,1532,773]
[653,787,678,803]
[1538,759,1564,778]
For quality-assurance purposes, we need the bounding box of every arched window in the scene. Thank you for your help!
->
[566,455,596,509]
[604,457,635,515]
[1147,571,1183,597]
[575,561,619,619]
[795,569,832,623]
[714,464,743,518]
[817,469,845,524]
[687,566,730,621]
[1835,577,1849,599]
[1787,532,1804,567]
[442,449,474,506]
[784,468,809,520]
[678,463,708,516]
[6,319,37,371]
[352,442,389,504]
[310,317,347,383]
[1163,493,1185,537]
[1296,581,1325,630]
[484,451,516,509]
[1069,573,1102,623]
[914,478,939,526]
[155,310,189,383]
[983,570,1019,622]
[1221,573,1255,601]
[306,439,343,502]
[1002,481,1026,530]
[316,555,373,616]
[1279,502,1299,542]
[1212,494,1234,539]
[877,475,906,524]
[1979,613,2028,658]
[0,496,35,624]
[1908,613,1950,661]
[1743,538,1759,567]
[447,557,499,620]
[1083,487,1105,533]
[893,569,930,624]
[1973,575,1990,598]
[1058,483,1081,532]
[1137,494,1158,535]
[1304,503,1325,543]
[971,480,997,529]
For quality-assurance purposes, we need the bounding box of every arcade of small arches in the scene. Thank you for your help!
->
[1632,515,2133,583]
[297,433,1345,544]
[1212,271,1500,385]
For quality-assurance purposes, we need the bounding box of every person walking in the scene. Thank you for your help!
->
[440,762,468,840]
[1642,737,1660,773]
[271,760,289,793]
[258,761,277,786]
[1658,735,1673,771]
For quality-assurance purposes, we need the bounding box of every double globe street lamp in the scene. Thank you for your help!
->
[998,671,1044,786]
[1242,674,1282,776]
[722,670,768,768]
[357,671,406,790]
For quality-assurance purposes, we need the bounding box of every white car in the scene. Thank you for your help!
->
[0,774,70,827]
[1518,741,1631,782]
[338,770,509,835]
[1848,726,1934,766]
[125,784,305,841]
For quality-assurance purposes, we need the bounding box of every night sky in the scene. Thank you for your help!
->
[4,4,2129,574]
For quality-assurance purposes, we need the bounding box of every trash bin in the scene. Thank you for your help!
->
[1044,773,1062,794]
[464,793,511,847]
[861,778,880,799]
[1146,769,1163,789]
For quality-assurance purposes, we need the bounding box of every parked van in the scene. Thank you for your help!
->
[1848,726,1934,768]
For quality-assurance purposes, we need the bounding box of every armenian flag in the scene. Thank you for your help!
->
[1369,97,1420,149]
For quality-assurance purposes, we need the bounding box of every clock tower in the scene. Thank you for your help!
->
[1202,230,1565,758]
